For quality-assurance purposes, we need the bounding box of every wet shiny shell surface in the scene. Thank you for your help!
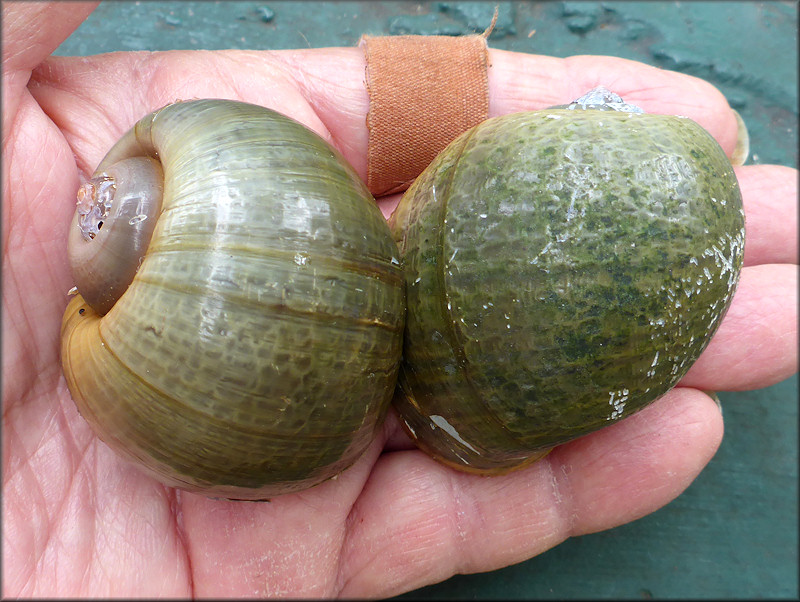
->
[389,108,744,474]
[61,100,405,498]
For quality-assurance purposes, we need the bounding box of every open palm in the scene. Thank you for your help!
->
[3,3,797,598]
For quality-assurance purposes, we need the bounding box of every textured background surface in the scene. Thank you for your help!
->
[56,2,798,599]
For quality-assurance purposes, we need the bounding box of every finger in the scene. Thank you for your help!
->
[2,1,98,122]
[1,1,98,71]
[268,47,741,182]
[681,263,798,391]
[31,46,742,184]
[487,51,739,158]
[382,408,416,452]
[376,192,402,219]
[337,387,722,598]
[28,50,324,178]
[737,164,799,266]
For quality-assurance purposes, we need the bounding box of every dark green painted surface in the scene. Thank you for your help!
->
[56,2,798,599]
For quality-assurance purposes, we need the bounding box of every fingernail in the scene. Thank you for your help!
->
[730,109,750,166]
[703,389,723,416]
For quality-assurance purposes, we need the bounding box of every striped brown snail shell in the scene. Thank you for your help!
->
[61,99,405,500]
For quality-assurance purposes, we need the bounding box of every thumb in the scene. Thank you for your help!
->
[2,1,98,123]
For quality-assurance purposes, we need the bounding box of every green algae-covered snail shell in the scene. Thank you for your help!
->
[389,92,745,475]
[61,99,405,499]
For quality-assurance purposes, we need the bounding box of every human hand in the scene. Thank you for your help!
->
[3,2,797,597]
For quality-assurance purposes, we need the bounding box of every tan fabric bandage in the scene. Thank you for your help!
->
[360,34,490,197]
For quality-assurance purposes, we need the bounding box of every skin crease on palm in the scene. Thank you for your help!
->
[2,1,797,598]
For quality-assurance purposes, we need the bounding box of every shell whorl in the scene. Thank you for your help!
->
[61,99,405,499]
